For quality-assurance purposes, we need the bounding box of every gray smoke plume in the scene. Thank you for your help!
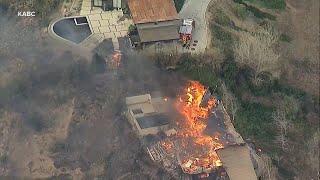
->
[0,10,184,179]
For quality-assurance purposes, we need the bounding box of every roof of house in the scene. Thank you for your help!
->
[137,25,180,43]
[217,145,257,180]
[128,0,179,24]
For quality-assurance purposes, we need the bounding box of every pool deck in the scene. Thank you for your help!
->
[80,0,133,50]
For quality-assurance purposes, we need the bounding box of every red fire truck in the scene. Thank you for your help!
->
[179,19,195,47]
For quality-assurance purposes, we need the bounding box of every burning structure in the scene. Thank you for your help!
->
[125,81,259,179]
[174,81,225,174]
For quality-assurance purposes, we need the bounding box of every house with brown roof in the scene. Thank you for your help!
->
[128,0,182,43]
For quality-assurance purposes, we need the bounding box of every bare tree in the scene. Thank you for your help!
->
[221,83,238,122]
[260,154,278,180]
[272,109,291,151]
[234,25,280,85]
[279,95,300,120]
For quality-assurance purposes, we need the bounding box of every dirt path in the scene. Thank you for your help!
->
[179,0,213,53]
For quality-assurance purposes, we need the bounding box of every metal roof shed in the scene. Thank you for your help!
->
[217,145,258,180]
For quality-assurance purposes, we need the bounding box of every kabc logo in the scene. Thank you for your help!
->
[18,11,36,17]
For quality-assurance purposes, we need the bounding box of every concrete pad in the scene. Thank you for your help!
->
[90,9,103,14]
[80,10,91,15]
[81,6,91,11]
[118,19,130,25]
[127,19,134,24]
[93,35,105,43]
[95,33,105,39]
[104,32,114,39]
[90,34,101,41]
[99,26,111,33]
[113,32,121,37]
[81,4,90,8]
[109,25,117,32]
[88,14,102,21]
[99,19,109,26]
[101,12,112,20]
[108,18,118,25]
[90,20,101,27]
[119,31,128,37]
[112,38,120,50]
[116,25,128,32]
[91,28,101,34]
[112,11,123,18]
[82,1,91,6]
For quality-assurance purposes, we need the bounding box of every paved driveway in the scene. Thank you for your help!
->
[179,0,212,53]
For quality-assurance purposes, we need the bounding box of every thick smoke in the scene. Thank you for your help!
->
[0,10,184,179]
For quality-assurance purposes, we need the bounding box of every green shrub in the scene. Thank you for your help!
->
[128,24,136,34]
[233,4,249,19]
[211,24,234,57]
[177,55,221,94]
[214,10,232,26]
[212,25,233,43]
[244,0,286,10]
[246,4,276,20]
[235,101,275,142]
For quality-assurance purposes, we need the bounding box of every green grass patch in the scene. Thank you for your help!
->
[246,4,276,20]
[177,55,221,94]
[233,4,249,20]
[211,24,235,57]
[212,25,233,43]
[174,0,185,12]
[233,0,277,20]
[214,10,232,27]
[235,101,275,142]
[244,0,286,10]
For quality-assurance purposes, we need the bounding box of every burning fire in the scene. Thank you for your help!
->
[109,50,122,69]
[175,81,223,174]
[161,140,174,153]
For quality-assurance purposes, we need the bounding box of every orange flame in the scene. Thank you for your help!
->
[109,50,121,69]
[175,81,223,173]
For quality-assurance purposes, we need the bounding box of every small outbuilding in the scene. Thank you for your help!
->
[127,0,181,43]
[217,145,258,180]
[125,94,171,136]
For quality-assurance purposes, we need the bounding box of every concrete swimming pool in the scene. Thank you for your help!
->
[52,16,92,44]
